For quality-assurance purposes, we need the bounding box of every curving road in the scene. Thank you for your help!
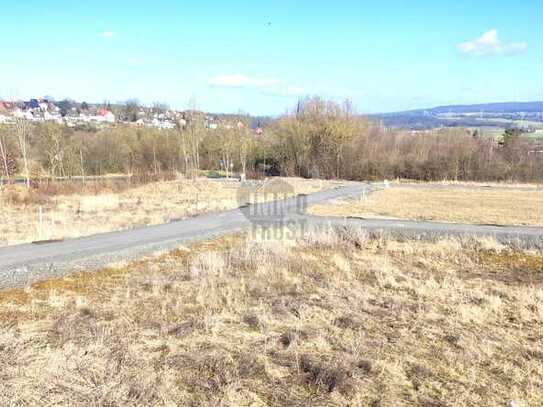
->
[0,182,542,289]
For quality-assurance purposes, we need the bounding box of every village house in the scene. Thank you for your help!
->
[95,108,116,123]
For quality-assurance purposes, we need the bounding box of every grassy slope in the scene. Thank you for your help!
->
[0,229,542,405]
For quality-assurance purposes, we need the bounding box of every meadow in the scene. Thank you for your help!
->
[309,184,543,226]
[0,227,541,405]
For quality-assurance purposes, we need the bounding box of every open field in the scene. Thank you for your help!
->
[527,130,543,139]
[465,126,543,141]
[309,185,543,226]
[393,180,543,188]
[0,177,335,247]
[0,228,542,405]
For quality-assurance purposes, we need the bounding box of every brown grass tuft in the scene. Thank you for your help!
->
[1,185,49,206]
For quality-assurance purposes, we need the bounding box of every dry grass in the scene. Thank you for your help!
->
[0,177,334,246]
[0,228,542,405]
[394,179,543,189]
[309,186,543,226]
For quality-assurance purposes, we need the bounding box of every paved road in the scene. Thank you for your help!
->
[1,182,542,289]
[307,216,543,247]
[0,183,366,288]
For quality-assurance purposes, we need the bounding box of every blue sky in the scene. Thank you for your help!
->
[1,1,541,114]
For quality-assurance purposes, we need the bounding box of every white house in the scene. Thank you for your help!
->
[44,111,63,124]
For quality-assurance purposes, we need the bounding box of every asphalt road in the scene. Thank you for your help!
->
[1,181,542,289]
[0,183,366,288]
[308,216,543,247]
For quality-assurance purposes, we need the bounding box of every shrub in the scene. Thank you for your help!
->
[1,185,49,206]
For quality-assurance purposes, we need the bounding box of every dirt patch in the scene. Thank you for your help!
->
[471,250,543,286]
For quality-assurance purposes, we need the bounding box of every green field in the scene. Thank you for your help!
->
[526,130,543,139]
[470,127,504,140]
[468,127,543,140]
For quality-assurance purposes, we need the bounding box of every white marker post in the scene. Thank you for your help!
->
[360,189,367,202]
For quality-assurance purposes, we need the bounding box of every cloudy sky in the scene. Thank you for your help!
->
[1,1,541,114]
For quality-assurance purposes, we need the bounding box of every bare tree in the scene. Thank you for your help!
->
[41,123,66,178]
[176,122,190,175]
[121,99,141,122]
[221,129,238,179]
[152,102,169,115]
[237,119,254,177]
[0,127,11,184]
[14,119,32,188]
[177,99,203,179]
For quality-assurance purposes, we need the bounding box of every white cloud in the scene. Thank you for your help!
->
[458,29,527,56]
[99,31,115,38]
[209,74,281,89]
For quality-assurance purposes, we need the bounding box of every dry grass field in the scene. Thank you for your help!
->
[394,180,543,189]
[0,227,542,405]
[309,186,543,226]
[0,177,334,247]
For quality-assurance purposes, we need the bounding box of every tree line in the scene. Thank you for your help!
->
[1,97,542,187]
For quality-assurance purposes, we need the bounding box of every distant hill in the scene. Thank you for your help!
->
[375,101,543,130]
[399,101,543,115]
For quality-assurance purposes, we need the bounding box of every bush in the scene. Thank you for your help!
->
[1,185,49,206]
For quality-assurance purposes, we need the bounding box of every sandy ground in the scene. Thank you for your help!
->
[309,186,543,226]
[0,177,336,247]
[0,229,541,405]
